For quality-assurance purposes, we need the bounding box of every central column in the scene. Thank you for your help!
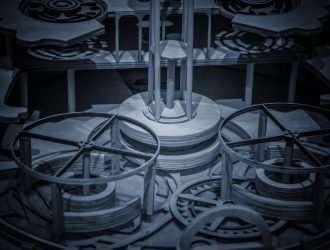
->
[147,0,194,123]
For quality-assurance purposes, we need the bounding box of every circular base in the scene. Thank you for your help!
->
[121,133,220,171]
[144,100,197,124]
[118,92,221,148]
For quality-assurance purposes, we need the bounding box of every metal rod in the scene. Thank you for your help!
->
[244,63,254,107]
[221,151,233,201]
[228,135,283,148]
[185,0,194,119]
[50,183,65,240]
[182,0,188,42]
[19,137,32,189]
[138,15,143,62]
[143,162,156,217]
[67,69,76,112]
[313,174,325,227]
[153,0,161,121]
[166,60,175,108]
[90,115,116,141]
[20,71,28,108]
[147,0,155,103]
[20,131,78,147]
[288,61,299,103]
[82,150,91,196]
[256,110,267,162]
[161,11,166,40]
[115,14,120,63]
[283,139,294,183]
[55,148,84,177]
[111,120,121,175]
[207,10,212,59]
[180,60,187,100]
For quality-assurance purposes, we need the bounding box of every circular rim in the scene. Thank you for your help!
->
[11,112,160,185]
[219,103,330,174]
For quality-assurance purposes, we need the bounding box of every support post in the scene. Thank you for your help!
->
[185,0,194,119]
[138,15,143,62]
[288,61,298,103]
[19,137,32,188]
[82,150,91,196]
[111,120,121,175]
[67,69,76,112]
[115,14,120,63]
[206,10,212,59]
[256,110,267,162]
[143,162,156,217]
[147,0,155,103]
[283,139,294,183]
[153,0,161,121]
[20,71,28,108]
[221,151,233,201]
[51,183,65,240]
[244,63,254,107]
[313,174,325,228]
[166,60,175,108]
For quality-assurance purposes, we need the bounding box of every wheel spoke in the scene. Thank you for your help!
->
[227,135,284,148]
[54,148,85,177]
[89,115,116,141]
[261,105,287,131]
[299,128,330,138]
[293,138,322,167]
[20,131,78,147]
[177,194,218,206]
[94,145,153,160]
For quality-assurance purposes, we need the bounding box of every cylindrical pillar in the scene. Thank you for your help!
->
[153,0,161,121]
[288,61,298,103]
[185,0,194,119]
[221,151,233,201]
[111,120,121,175]
[67,69,76,112]
[51,183,65,240]
[166,60,176,108]
[82,150,91,196]
[256,110,267,162]
[19,137,32,189]
[143,162,156,217]
[244,63,254,107]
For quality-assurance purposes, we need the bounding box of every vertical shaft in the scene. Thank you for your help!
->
[288,61,298,103]
[51,183,65,240]
[19,137,32,189]
[185,0,194,119]
[20,71,29,108]
[180,0,188,101]
[67,69,76,112]
[138,15,143,61]
[207,10,212,59]
[221,151,233,201]
[256,110,267,162]
[111,120,121,175]
[143,162,156,217]
[82,150,91,196]
[147,0,155,103]
[166,60,176,108]
[244,63,254,107]
[283,139,294,183]
[115,14,120,63]
[153,0,161,121]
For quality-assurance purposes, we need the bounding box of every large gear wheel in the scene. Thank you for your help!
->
[170,176,286,239]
